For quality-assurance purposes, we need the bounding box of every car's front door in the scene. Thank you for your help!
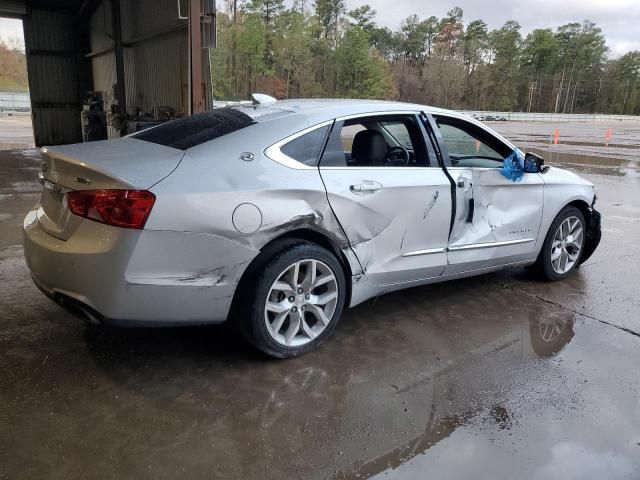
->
[428,114,544,275]
[319,113,452,286]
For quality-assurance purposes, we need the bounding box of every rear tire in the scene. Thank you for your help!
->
[532,206,586,281]
[236,240,346,358]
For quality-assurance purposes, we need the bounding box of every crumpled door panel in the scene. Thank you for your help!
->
[320,168,452,286]
[446,168,544,274]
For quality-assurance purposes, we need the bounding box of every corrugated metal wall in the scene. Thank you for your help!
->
[20,0,188,145]
[131,31,187,114]
[23,8,88,145]
[0,0,26,16]
[89,0,188,137]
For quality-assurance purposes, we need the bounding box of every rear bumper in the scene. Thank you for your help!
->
[23,209,259,326]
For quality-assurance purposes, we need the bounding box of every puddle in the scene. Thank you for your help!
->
[524,148,640,177]
[522,139,640,149]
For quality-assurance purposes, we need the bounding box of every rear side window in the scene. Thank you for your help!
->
[280,125,330,166]
[132,108,255,150]
[320,114,428,167]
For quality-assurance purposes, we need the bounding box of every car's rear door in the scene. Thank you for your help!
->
[318,112,452,286]
[424,113,544,275]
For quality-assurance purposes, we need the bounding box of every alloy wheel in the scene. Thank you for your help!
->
[550,216,583,274]
[264,259,339,347]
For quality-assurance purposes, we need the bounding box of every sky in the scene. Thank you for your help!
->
[0,17,22,44]
[344,0,640,57]
[2,0,639,57]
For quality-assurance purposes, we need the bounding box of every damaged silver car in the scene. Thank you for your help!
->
[23,97,602,358]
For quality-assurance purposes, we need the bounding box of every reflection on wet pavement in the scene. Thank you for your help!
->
[334,309,577,479]
[529,149,640,178]
[491,120,640,178]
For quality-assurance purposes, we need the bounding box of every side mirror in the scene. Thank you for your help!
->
[524,152,545,173]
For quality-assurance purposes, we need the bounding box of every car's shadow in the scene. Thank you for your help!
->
[78,265,584,412]
[83,269,506,371]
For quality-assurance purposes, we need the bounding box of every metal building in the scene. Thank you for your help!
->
[0,0,214,146]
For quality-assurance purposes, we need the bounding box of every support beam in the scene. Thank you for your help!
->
[110,0,127,133]
[190,0,205,114]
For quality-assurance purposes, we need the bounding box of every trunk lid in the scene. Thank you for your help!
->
[37,138,184,240]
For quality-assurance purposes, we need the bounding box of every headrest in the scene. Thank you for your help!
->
[351,130,387,166]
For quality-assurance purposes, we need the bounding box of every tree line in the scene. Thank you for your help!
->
[0,37,28,92]
[211,0,640,114]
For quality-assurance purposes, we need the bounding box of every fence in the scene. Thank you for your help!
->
[458,111,640,123]
[0,91,31,112]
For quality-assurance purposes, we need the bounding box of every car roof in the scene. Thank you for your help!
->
[248,98,455,123]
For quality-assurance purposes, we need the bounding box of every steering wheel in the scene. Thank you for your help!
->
[385,146,410,166]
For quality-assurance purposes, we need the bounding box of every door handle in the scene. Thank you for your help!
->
[350,180,383,195]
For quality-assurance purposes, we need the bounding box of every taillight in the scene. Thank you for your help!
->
[66,190,156,229]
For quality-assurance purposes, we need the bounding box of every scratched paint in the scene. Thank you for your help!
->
[423,190,440,219]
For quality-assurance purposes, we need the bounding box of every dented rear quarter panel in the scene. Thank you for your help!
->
[142,116,363,309]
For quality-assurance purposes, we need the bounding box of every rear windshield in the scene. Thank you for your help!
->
[132,108,256,150]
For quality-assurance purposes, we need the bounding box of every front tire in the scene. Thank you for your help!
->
[237,240,346,358]
[532,206,586,281]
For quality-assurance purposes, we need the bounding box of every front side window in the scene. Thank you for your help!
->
[435,117,511,168]
[320,114,428,167]
[379,121,413,149]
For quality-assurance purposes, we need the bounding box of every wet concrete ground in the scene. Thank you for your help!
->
[1,119,640,479]
[0,115,34,151]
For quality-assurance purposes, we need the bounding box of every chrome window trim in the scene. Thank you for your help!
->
[324,110,435,170]
[334,110,421,122]
[445,167,504,171]
[448,238,535,251]
[320,166,443,171]
[264,120,334,170]
[264,110,432,170]
[432,112,518,152]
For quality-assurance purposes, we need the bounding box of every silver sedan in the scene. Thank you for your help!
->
[23,97,601,358]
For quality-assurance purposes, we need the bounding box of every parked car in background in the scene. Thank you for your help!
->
[23,97,601,358]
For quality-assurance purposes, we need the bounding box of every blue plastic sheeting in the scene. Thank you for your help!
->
[500,150,525,182]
